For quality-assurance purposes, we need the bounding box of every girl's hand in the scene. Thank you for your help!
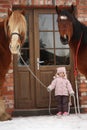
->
[70,92,74,96]
[47,87,51,92]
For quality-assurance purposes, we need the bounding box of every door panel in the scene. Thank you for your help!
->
[15,71,34,109]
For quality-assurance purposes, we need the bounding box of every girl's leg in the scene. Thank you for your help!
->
[62,96,69,113]
[56,95,62,112]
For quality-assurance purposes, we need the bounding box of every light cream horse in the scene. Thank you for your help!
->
[0,9,27,121]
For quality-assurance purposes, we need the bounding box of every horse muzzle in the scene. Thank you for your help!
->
[60,35,68,45]
[9,44,20,54]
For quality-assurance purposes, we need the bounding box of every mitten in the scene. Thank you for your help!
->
[47,87,51,92]
[70,92,74,96]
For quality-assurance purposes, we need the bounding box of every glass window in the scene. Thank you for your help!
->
[39,13,70,66]
[40,49,54,65]
[40,32,53,48]
[39,14,53,30]
[55,49,70,65]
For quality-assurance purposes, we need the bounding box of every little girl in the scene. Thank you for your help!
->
[47,67,74,116]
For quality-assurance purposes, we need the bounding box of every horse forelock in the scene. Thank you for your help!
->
[60,10,75,22]
[8,11,27,41]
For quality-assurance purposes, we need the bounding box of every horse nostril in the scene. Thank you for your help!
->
[64,34,67,39]
[17,44,20,49]
[64,35,68,40]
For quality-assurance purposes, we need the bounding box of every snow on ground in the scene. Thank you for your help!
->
[0,114,87,130]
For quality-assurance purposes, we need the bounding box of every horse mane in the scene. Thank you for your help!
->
[61,10,87,45]
[72,17,87,45]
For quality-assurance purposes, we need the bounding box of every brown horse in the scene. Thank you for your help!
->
[56,5,87,78]
[0,10,27,121]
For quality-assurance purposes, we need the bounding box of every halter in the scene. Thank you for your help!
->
[73,33,83,77]
[11,32,23,43]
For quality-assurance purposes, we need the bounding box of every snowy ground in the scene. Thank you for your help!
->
[0,114,87,130]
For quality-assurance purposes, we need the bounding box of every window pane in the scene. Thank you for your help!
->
[55,32,69,48]
[39,14,53,30]
[40,32,53,48]
[55,49,70,65]
[40,49,54,65]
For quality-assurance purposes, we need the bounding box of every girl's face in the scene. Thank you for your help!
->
[58,72,65,77]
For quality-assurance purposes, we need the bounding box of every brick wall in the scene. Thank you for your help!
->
[76,0,87,113]
[2,62,14,114]
[0,0,87,114]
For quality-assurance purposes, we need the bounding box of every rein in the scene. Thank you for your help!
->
[73,33,83,77]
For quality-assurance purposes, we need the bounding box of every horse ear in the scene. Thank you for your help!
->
[8,9,12,16]
[70,4,75,14]
[56,5,60,14]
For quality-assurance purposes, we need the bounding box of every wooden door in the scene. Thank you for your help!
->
[13,7,75,110]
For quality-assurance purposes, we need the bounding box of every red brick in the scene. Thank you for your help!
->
[80,100,87,105]
[12,0,20,4]
[79,82,87,88]
[78,0,87,5]
[79,87,87,92]
[80,96,87,100]
[20,0,27,5]
[83,21,87,25]
[76,0,79,5]
[82,108,87,113]
[0,4,11,8]
[0,8,8,13]
[3,95,14,114]
[0,0,10,4]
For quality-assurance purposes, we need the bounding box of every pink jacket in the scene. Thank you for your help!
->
[48,77,74,96]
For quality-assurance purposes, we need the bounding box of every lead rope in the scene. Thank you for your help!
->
[18,53,52,115]
[75,77,80,114]
[68,94,77,114]
[19,54,76,116]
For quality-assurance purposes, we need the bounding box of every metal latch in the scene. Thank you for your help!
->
[37,58,44,70]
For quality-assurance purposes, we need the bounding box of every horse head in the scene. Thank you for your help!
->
[56,5,75,45]
[4,9,27,54]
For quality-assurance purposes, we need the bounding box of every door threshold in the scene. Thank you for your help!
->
[12,108,57,117]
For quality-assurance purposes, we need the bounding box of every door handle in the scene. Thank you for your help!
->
[37,58,44,70]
